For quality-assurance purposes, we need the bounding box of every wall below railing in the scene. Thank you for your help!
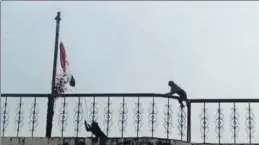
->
[1,137,191,145]
[1,137,256,145]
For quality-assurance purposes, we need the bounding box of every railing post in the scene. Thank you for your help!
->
[186,101,191,142]
[46,11,61,138]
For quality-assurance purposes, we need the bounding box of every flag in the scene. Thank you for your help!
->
[60,42,66,72]
[59,41,76,87]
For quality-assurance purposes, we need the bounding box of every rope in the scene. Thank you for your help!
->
[59,41,89,123]
[84,95,88,122]
[72,87,88,122]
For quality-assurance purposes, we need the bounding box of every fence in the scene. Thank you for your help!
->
[1,93,259,144]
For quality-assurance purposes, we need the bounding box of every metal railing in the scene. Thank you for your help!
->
[1,93,259,144]
[190,98,259,144]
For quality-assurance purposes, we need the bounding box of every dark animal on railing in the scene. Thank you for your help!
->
[166,81,189,108]
[84,120,108,145]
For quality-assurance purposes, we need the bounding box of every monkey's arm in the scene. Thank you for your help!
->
[84,120,92,132]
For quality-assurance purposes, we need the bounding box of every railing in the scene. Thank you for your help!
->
[1,93,259,144]
[190,99,259,144]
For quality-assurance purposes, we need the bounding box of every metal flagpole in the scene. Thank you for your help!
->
[46,11,61,138]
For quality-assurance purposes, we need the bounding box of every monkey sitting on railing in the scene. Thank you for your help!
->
[84,120,108,145]
[165,81,189,108]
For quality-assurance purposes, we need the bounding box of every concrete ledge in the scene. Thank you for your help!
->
[1,137,257,145]
[1,137,190,145]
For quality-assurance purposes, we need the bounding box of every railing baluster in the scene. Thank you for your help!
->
[148,96,157,138]
[167,97,170,139]
[215,102,224,144]
[58,97,68,138]
[178,106,186,140]
[104,96,113,137]
[230,102,239,144]
[89,96,98,143]
[90,96,98,122]
[245,102,255,144]
[1,97,9,137]
[15,97,24,137]
[29,96,39,137]
[200,102,209,143]
[74,97,83,137]
[119,96,128,139]
[163,97,173,139]
[134,96,143,138]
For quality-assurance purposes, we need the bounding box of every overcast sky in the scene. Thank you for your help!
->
[2,1,259,143]
[2,1,259,98]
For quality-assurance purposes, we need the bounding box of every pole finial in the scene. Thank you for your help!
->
[55,11,61,21]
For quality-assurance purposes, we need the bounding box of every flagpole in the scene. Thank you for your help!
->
[46,11,61,138]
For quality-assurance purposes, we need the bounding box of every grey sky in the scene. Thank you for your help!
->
[2,1,259,143]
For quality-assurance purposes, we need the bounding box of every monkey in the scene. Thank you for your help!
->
[84,120,107,145]
[166,81,189,108]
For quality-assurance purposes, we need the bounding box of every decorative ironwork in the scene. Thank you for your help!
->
[118,96,128,137]
[215,103,224,144]
[163,98,173,139]
[148,96,158,137]
[104,96,113,136]
[200,102,209,143]
[29,97,39,137]
[58,98,68,137]
[133,96,143,137]
[245,103,255,144]
[230,102,239,144]
[15,97,24,137]
[89,96,98,122]
[177,106,186,140]
[73,97,83,137]
[1,97,9,137]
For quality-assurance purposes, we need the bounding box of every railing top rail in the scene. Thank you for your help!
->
[1,93,259,103]
[1,93,50,97]
[1,93,179,99]
[190,98,259,103]
[2,93,259,103]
